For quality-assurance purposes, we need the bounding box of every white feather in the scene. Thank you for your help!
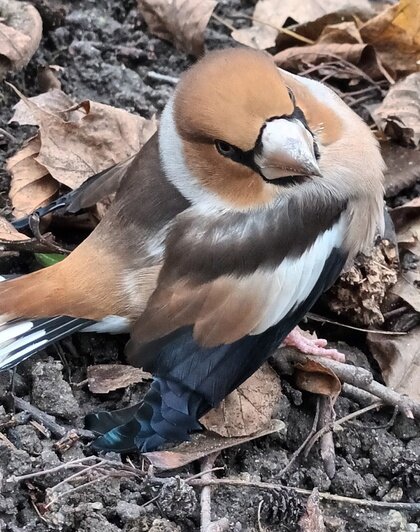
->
[251,215,345,334]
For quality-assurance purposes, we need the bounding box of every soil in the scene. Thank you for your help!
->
[1,1,420,531]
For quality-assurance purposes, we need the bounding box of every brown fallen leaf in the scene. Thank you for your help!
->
[0,0,42,79]
[6,136,58,218]
[87,364,152,394]
[143,419,285,470]
[10,89,74,126]
[299,489,326,532]
[328,240,399,326]
[200,363,281,437]
[0,216,29,242]
[390,270,420,313]
[371,73,420,148]
[232,0,371,50]
[137,0,217,57]
[294,359,341,402]
[274,42,381,79]
[360,0,420,75]
[275,10,373,51]
[390,197,420,232]
[380,141,420,198]
[7,87,158,216]
[368,326,420,402]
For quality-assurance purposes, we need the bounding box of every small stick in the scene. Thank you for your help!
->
[189,478,420,511]
[13,396,66,439]
[306,313,405,335]
[147,71,179,85]
[317,397,336,479]
[200,452,219,532]
[273,351,420,418]
[0,127,17,143]
[278,398,321,479]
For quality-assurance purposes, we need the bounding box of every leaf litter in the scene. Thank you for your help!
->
[1,0,420,529]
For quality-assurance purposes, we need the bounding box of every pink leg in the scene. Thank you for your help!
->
[282,326,345,363]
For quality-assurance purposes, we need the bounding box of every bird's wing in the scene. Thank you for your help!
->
[93,201,349,452]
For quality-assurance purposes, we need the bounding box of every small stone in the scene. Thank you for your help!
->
[31,358,79,419]
[148,518,181,532]
[382,486,404,502]
[115,500,145,521]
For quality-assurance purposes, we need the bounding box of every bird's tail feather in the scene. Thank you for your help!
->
[0,315,90,371]
[86,378,204,452]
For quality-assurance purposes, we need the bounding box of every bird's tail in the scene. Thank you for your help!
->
[0,275,91,370]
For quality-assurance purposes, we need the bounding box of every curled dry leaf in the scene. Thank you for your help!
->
[0,0,42,79]
[328,240,399,326]
[137,0,217,57]
[143,419,285,470]
[381,141,420,198]
[368,326,420,402]
[6,136,58,218]
[232,0,371,50]
[360,0,420,75]
[275,43,381,79]
[200,363,281,438]
[371,73,420,148]
[10,89,74,126]
[390,197,420,232]
[7,87,157,216]
[87,364,151,394]
[299,489,326,532]
[0,216,29,242]
[294,359,341,402]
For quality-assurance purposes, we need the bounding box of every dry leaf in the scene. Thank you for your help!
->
[317,21,363,44]
[368,326,420,401]
[200,363,281,437]
[7,87,158,216]
[87,364,151,394]
[274,42,381,78]
[0,0,42,79]
[299,489,326,532]
[10,89,74,126]
[6,136,58,218]
[360,0,420,75]
[0,216,29,242]
[390,197,420,231]
[381,141,420,198]
[328,240,399,326]
[371,73,420,147]
[143,419,285,470]
[390,270,420,312]
[295,359,341,401]
[137,0,217,57]
[232,0,371,50]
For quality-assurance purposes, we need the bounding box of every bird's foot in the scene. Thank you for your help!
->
[282,326,345,363]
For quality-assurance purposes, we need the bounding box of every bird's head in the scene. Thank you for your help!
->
[158,48,348,209]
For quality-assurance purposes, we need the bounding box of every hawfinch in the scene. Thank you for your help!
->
[0,48,384,452]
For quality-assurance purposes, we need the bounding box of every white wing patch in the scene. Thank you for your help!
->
[250,215,345,334]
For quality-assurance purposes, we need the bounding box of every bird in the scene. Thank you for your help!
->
[0,48,385,452]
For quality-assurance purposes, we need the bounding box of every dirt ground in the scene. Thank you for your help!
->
[0,1,420,531]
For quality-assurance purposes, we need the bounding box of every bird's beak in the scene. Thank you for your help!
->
[255,118,321,181]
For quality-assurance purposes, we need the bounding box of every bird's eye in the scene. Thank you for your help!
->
[215,140,237,158]
[287,87,296,107]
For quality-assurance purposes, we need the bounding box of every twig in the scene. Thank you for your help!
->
[227,13,315,44]
[146,71,179,85]
[257,500,264,532]
[200,452,229,532]
[211,12,236,33]
[12,396,66,439]
[278,397,321,479]
[272,351,420,418]
[0,127,17,143]
[28,214,70,254]
[9,456,98,483]
[188,478,420,511]
[317,397,336,479]
[49,460,106,493]
[341,383,381,406]
[45,473,111,509]
[305,402,383,453]
[306,313,405,335]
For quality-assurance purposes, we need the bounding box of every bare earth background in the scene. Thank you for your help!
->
[0,1,420,531]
